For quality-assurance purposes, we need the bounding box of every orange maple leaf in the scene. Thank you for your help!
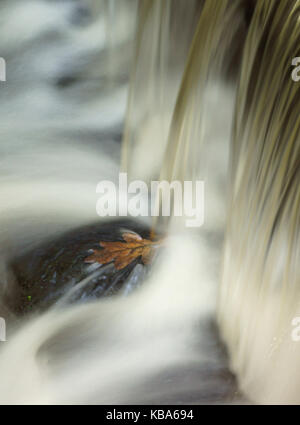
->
[84,232,163,270]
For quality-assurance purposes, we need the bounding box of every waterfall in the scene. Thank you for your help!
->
[0,0,299,404]
[122,0,300,403]
[218,0,300,403]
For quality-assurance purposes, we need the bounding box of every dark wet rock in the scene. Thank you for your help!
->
[7,219,152,315]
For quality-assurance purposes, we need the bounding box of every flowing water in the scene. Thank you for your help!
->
[0,0,299,404]
[218,0,300,403]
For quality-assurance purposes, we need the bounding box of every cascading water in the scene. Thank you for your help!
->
[123,0,300,403]
[218,0,300,403]
[0,0,299,405]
